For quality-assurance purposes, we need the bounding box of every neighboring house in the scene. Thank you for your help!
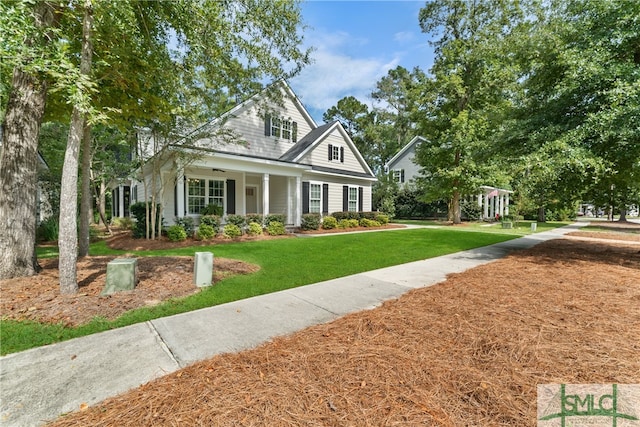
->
[385,136,512,220]
[384,136,426,185]
[112,81,376,227]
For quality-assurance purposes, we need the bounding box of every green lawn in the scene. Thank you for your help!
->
[393,219,569,235]
[4,227,529,355]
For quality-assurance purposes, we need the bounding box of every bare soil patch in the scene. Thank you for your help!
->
[46,229,640,426]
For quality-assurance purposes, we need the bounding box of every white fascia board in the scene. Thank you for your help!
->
[386,136,427,169]
[191,151,311,176]
[306,169,378,183]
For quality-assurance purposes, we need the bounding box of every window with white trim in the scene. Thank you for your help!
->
[187,178,225,214]
[281,119,291,140]
[331,145,340,161]
[393,169,405,183]
[270,117,282,138]
[348,186,358,212]
[267,115,296,142]
[309,183,321,213]
[187,178,206,214]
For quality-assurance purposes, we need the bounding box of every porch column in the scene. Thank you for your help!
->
[262,173,270,216]
[505,193,510,216]
[295,176,301,227]
[118,185,125,218]
[176,173,185,217]
[490,195,495,219]
[286,178,293,225]
[498,193,503,217]
[483,193,489,219]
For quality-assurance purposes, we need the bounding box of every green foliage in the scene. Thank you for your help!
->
[174,217,195,237]
[201,204,223,216]
[332,211,360,221]
[245,214,263,226]
[200,215,221,233]
[130,202,162,238]
[360,218,381,227]
[375,213,390,225]
[166,225,187,242]
[266,221,286,236]
[36,216,59,242]
[394,188,447,219]
[264,214,286,225]
[111,217,134,230]
[247,222,263,236]
[322,216,338,230]
[196,224,216,240]
[301,213,321,230]
[222,224,242,239]
[338,219,359,229]
[461,200,482,221]
[225,214,246,229]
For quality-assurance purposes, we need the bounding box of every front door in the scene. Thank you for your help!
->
[246,186,258,214]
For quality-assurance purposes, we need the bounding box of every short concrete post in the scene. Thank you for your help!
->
[531,222,537,232]
[194,252,214,287]
[102,258,138,295]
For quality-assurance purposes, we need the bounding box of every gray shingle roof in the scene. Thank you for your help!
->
[279,121,337,162]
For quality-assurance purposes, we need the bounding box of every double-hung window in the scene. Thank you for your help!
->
[309,183,321,213]
[348,187,358,212]
[270,117,282,138]
[187,178,225,214]
[187,178,207,214]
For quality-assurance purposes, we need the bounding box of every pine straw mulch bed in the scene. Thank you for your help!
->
[0,256,260,327]
[48,227,640,426]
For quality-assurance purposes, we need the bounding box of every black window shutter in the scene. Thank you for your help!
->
[302,181,310,214]
[340,146,344,163]
[358,187,364,212]
[227,179,236,214]
[401,169,405,183]
[322,184,329,214]
[264,114,271,136]
[112,189,117,217]
[342,185,348,211]
[174,181,178,216]
[328,144,333,161]
[183,178,187,216]
[292,121,298,143]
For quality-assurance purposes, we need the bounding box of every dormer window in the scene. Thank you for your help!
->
[265,114,297,142]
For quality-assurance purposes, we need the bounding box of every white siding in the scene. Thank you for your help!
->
[300,130,368,175]
[195,88,314,160]
[302,173,373,214]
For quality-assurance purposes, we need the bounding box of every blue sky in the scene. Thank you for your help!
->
[289,1,435,123]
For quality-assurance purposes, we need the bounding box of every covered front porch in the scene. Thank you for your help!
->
[476,186,514,220]
[169,154,310,227]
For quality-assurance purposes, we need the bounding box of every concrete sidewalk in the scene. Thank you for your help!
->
[0,223,584,426]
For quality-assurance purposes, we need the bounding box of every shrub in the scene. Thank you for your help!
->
[130,202,162,238]
[111,216,134,230]
[247,222,263,236]
[166,225,187,242]
[196,224,216,240]
[266,221,286,236]
[37,216,59,242]
[375,213,390,225]
[201,203,223,216]
[461,200,482,221]
[360,218,381,227]
[225,214,246,229]
[200,215,221,233]
[222,223,242,238]
[245,214,263,226]
[174,217,195,237]
[265,214,286,225]
[322,216,338,230]
[379,196,396,218]
[338,219,359,229]
[359,211,377,220]
[332,211,360,221]
[301,213,321,230]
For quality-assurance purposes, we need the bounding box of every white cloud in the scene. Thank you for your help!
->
[290,37,401,122]
[394,31,415,43]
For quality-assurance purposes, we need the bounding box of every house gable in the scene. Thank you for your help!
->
[386,136,426,184]
[280,121,374,178]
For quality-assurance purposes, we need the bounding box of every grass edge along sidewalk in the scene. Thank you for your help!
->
[1,226,558,355]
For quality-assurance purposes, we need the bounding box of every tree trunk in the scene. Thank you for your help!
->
[619,208,627,222]
[0,69,47,279]
[451,190,461,224]
[58,0,93,294]
[537,206,546,223]
[78,124,92,257]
